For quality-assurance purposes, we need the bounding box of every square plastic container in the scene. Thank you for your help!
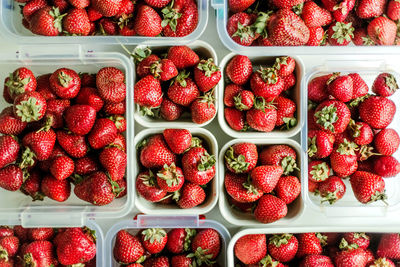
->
[134,128,219,215]
[133,40,219,128]
[0,45,134,227]
[218,138,304,226]
[218,53,304,139]
[301,59,400,217]
[0,0,208,45]
[104,215,231,266]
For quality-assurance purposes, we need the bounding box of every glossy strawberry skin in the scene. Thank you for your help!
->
[41,175,71,202]
[234,234,267,265]
[254,194,288,223]
[226,55,253,85]
[350,171,386,204]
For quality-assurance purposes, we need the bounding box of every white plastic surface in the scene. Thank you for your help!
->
[133,40,219,128]
[0,0,208,45]
[104,215,230,266]
[219,138,304,226]
[134,128,219,215]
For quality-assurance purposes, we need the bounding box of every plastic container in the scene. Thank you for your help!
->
[133,40,219,128]
[0,45,134,227]
[104,215,231,266]
[301,59,400,217]
[218,138,304,226]
[0,0,208,45]
[217,53,304,139]
[134,128,219,215]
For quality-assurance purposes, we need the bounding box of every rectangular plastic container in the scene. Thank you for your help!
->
[218,138,304,226]
[134,128,219,215]
[301,59,400,217]
[133,40,219,128]
[218,53,304,139]
[0,45,134,227]
[104,215,231,267]
[0,0,208,45]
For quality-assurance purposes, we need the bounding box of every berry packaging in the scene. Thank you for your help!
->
[105,215,230,266]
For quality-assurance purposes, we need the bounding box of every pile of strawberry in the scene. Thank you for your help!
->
[224,142,301,223]
[307,71,400,205]
[0,225,96,266]
[15,0,199,37]
[136,129,216,209]
[235,232,400,267]
[224,55,297,133]
[0,66,128,205]
[228,0,400,46]
[134,46,220,124]
[113,227,222,266]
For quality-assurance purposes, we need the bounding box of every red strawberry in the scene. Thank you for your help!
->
[5,67,37,101]
[302,2,333,27]
[141,228,168,254]
[92,0,122,17]
[356,0,385,18]
[234,90,254,111]
[49,68,81,99]
[45,99,70,129]
[388,0,400,20]
[373,156,400,177]
[166,228,196,254]
[144,256,169,267]
[307,26,326,46]
[0,135,19,169]
[268,234,298,263]
[330,139,358,177]
[57,130,88,158]
[190,92,216,124]
[332,0,356,22]
[224,84,243,107]
[191,229,220,262]
[64,105,96,135]
[271,0,304,8]
[113,230,144,264]
[350,171,386,204]
[352,27,374,46]
[28,228,54,241]
[372,73,398,97]
[99,146,127,181]
[308,161,330,182]
[335,246,368,267]
[343,233,370,250]
[308,74,331,102]
[314,100,351,133]
[182,147,215,185]
[136,53,160,78]
[136,170,167,202]
[50,155,74,180]
[250,68,284,101]
[300,254,334,267]
[194,58,221,92]
[282,72,296,90]
[275,96,297,128]
[149,59,178,81]
[309,179,319,193]
[160,98,183,121]
[224,108,246,131]
[23,126,56,161]
[134,75,163,115]
[296,233,327,258]
[308,130,335,158]
[368,17,397,45]
[30,7,66,36]
[68,0,90,8]
[75,87,104,112]
[13,91,46,123]
[0,227,13,238]
[163,129,192,154]
[226,55,253,85]
[229,0,256,12]
[63,8,90,36]
[225,142,258,174]
[168,71,200,107]
[359,96,396,129]
[104,101,125,115]
[145,0,170,8]
[327,22,354,46]
[254,194,287,223]
[177,182,206,209]
[0,235,19,259]
[274,57,296,77]
[96,67,126,103]
[22,0,48,21]
[224,171,263,203]
[318,176,346,204]
[226,12,258,46]
[0,164,23,192]
[88,118,118,149]
[0,107,27,135]
[41,174,71,202]
[374,128,399,156]
[251,165,283,193]
[21,169,44,200]
[246,97,277,132]
[139,134,177,169]
[171,254,193,266]
[234,234,267,265]
[162,0,199,37]
[167,46,200,70]
[348,121,373,145]
[23,241,57,267]
[377,234,400,260]
[75,156,100,175]
[348,74,368,100]
[327,73,353,102]
[275,175,301,204]
[99,18,118,35]
[108,115,126,133]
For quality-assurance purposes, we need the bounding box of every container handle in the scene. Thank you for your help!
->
[136,215,200,228]
[21,211,84,228]
[17,45,84,60]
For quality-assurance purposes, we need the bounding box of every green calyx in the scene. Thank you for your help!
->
[198,151,216,171]
[225,146,249,173]
[242,175,259,195]
[320,189,340,205]
[184,228,196,251]
[139,105,161,117]
[251,11,272,36]
[58,71,73,88]
[349,94,370,108]
[197,91,215,107]
[173,70,190,87]
[232,22,255,42]
[259,255,280,267]
[353,232,369,240]
[257,66,279,84]
[23,253,35,267]
[190,137,203,149]
[362,35,375,46]
[348,119,362,138]
[368,190,388,205]
[253,96,276,112]
[336,139,358,156]
[326,72,341,85]
[15,97,43,122]
[316,233,328,247]
[384,74,399,93]
[281,156,299,175]
[269,234,293,248]
[273,56,288,70]
[161,0,182,32]
[310,162,330,182]
[197,58,220,77]
[358,145,380,161]
[19,147,36,169]
[150,60,163,79]
[142,228,167,244]
[5,71,31,96]
[0,246,9,261]
[157,163,183,187]
[331,22,354,44]
[187,247,215,266]
[292,3,304,15]
[108,175,125,196]
[83,226,97,242]
[307,136,318,158]
[281,117,298,130]
[314,104,339,132]
[233,93,252,111]
[129,47,152,63]
[140,170,157,187]
[339,237,359,251]
[49,7,66,32]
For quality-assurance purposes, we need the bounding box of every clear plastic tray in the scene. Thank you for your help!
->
[134,40,219,128]
[218,138,304,226]
[301,59,400,217]
[104,215,230,266]
[0,0,208,45]
[134,128,219,215]
[217,53,304,139]
[0,45,134,227]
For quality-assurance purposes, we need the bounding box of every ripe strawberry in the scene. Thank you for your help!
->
[136,170,167,202]
[182,147,215,185]
[162,0,199,37]
[250,67,284,101]
[145,0,170,8]
[41,174,71,202]
[296,233,326,258]
[134,75,163,115]
[49,68,81,99]
[43,99,69,129]
[372,73,398,97]
[75,156,100,176]
[350,171,386,204]
[373,156,400,177]
[75,87,104,112]
[227,12,258,46]
[377,234,400,260]
[115,0,135,16]
[275,96,297,128]
[113,230,144,264]
[191,228,220,263]
[318,176,346,204]
[308,74,331,102]
[388,0,400,20]
[167,46,200,70]
[22,0,48,21]
[108,115,126,133]
[224,171,263,202]
[0,107,27,135]
[160,98,183,121]
[327,22,354,46]
[88,118,118,149]
[49,155,74,181]
[166,228,196,254]
[359,96,396,129]
[92,0,122,17]
[177,182,206,209]
[326,73,353,102]
[224,84,243,107]
[5,67,37,101]
[99,18,118,35]
[68,0,90,8]
[144,256,170,267]
[307,130,335,158]
[246,97,277,132]
[141,228,168,254]
[99,146,127,181]
[224,108,246,131]
[254,194,288,223]
[28,228,54,241]
[104,101,125,115]
[136,53,160,78]
[356,0,385,18]
[23,240,57,267]
[63,8,90,36]
[352,27,374,46]
[308,161,330,182]
[300,254,334,267]
[314,100,351,133]
[149,59,178,81]
[30,7,66,36]
[234,234,267,265]
[234,90,254,111]
[21,169,44,201]
[96,67,126,103]
[251,165,283,193]
[0,227,13,239]
[275,175,301,204]
[57,130,88,158]
[133,4,162,36]
[330,139,358,177]
[35,74,55,100]
[268,234,298,263]
[171,254,193,266]
[229,0,256,12]
[271,0,304,8]
[374,128,399,156]
[343,233,370,250]
[368,258,396,267]
[348,74,368,100]
[168,71,200,107]
[226,55,253,85]
[163,129,192,154]
[282,72,296,91]
[13,91,46,123]
[225,142,258,174]
[335,246,368,267]
[368,17,397,45]
[302,2,333,27]
[309,179,319,193]
[0,164,23,192]
[0,235,19,259]
[23,126,56,161]
[347,120,373,145]
[64,104,96,136]
[139,134,177,169]
[190,92,216,124]
[194,58,221,92]
[307,26,326,46]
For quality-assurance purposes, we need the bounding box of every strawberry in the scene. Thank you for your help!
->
[139,134,177,169]
[352,27,374,46]
[296,233,327,258]
[115,0,135,16]
[150,59,178,81]
[41,174,71,202]
[268,234,298,263]
[227,12,258,46]
[28,228,54,241]
[275,175,301,204]
[274,57,296,77]
[92,0,122,17]
[96,67,126,103]
[350,171,387,204]
[75,87,104,112]
[22,0,48,21]
[168,71,200,107]
[13,91,46,123]
[0,228,13,238]
[30,7,66,36]
[49,68,81,99]
[300,254,334,267]
[224,171,263,202]
[234,234,267,265]
[368,17,397,45]
[64,104,96,135]
[190,229,220,264]
[104,101,125,115]
[162,0,198,37]
[246,97,277,132]
[49,155,74,180]
[229,0,256,12]
[134,75,163,115]
[194,58,221,92]
[88,118,118,149]
[44,99,70,129]
[335,246,368,267]
[326,73,353,102]
[108,115,126,133]
[226,55,253,85]
[377,234,400,260]
[356,0,385,18]
[163,129,192,154]
[225,142,258,174]
[374,128,399,156]
[0,135,19,169]
[327,22,354,46]
[68,0,90,8]
[228,196,254,212]
[99,146,127,181]
[308,130,335,158]
[136,53,160,78]
[182,147,215,185]
[157,163,185,192]
[35,74,55,100]
[282,72,296,90]
[347,120,373,145]
[388,0,400,20]
[141,228,168,254]
[343,233,370,250]
[99,18,118,35]
[144,256,169,267]
[0,107,27,135]
[372,73,399,97]
[0,235,19,259]
[5,67,37,101]
[21,169,44,201]
[136,170,167,202]
[254,194,288,223]
[171,254,193,266]
[271,0,304,8]
[368,258,396,267]
[224,84,243,108]
[359,96,396,129]
[23,240,57,267]
[330,139,358,177]
[309,179,319,193]
[22,125,56,161]
[177,182,206,209]
[251,165,283,193]
[0,164,23,192]
[308,161,330,182]
[63,8,91,36]
[160,98,183,121]
[75,156,100,176]
[57,130,88,158]
[167,46,200,70]
[373,156,400,177]
[260,145,298,175]
[314,100,351,133]
[190,92,216,124]
[234,90,254,111]
[250,67,284,101]
[133,5,162,37]
[302,2,333,27]
[113,230,144,264]
[307,26,326,46]
[308,74,331,102]
[145,0,170,8]
[224,108,246,131]
[166,228,196,254]
[318,176,346,204]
